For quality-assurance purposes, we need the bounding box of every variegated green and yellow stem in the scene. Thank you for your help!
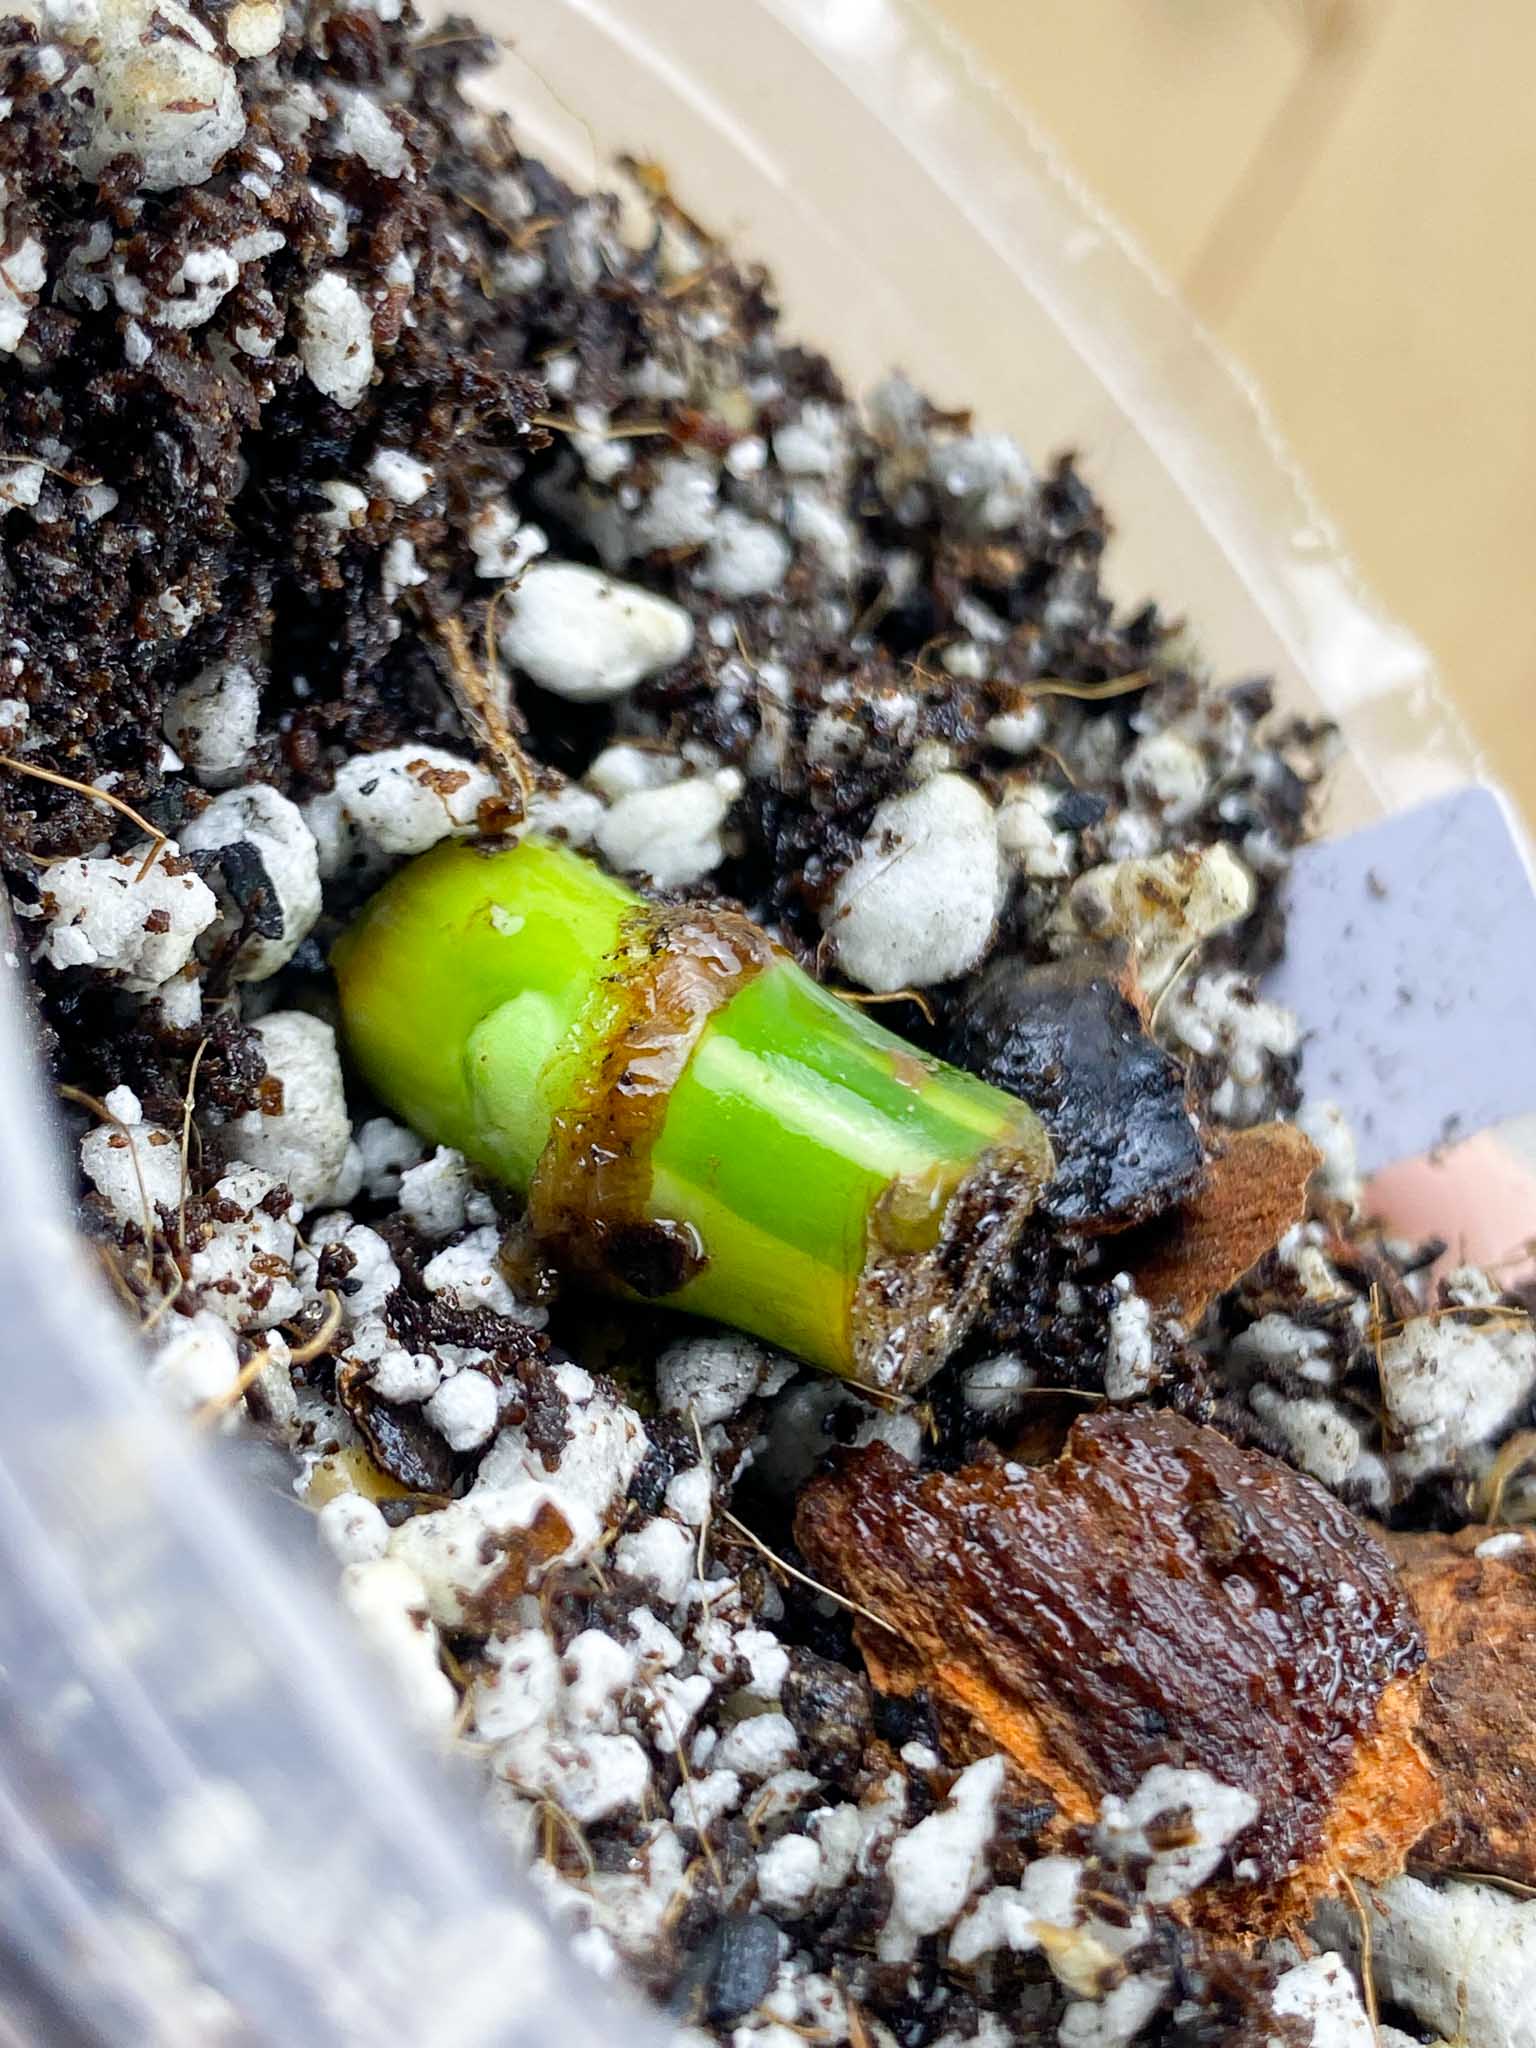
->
[333,837,1053,1393]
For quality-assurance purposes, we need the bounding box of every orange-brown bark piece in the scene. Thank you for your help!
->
[796,1412,1437,1934]
[1388,1524,1536,1887]
[1131,1123,1321,1324]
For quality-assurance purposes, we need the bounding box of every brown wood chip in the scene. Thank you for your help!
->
[1130,1122,1321,1324]
[796,1410,1438,1937]
[1388,1524,1536,1888]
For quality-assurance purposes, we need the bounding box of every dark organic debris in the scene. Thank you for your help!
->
[945,948,1207,1235]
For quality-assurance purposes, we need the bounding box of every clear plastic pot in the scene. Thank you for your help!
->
[0,1,1524,2039]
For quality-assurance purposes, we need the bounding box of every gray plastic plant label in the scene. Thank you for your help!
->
[1266,784,1536,1175]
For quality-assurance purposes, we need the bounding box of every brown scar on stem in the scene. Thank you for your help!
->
[527,903,776,1295]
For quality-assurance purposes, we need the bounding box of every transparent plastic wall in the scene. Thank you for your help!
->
[0,927,645,2044]
[0,0,1519,2038]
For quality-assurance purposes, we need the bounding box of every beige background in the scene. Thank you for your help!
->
[932,0,1536,826]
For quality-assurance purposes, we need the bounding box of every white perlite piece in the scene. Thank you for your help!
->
[1248,1386,1366,1492]
[331,85,408,179]
[1377,1298,1536,1478]
[1296,1099,1363,1212]
[305,745,497,877]
[339,1557,457,1734]
[927,431,1034,533]
[421,1226,530,1322]
[826,773,1005,992]
[1052,844,1255,998]
[612,1518,694,1608]
[585,743,683,801]
[756,1835,822,1916]
[69,0,246,191]
[397,1147,474,1239]
[663,1462,711,1527]
[1057,1974,1168,2048]
[391,1369,647,1627]
[961,1353,1037,1418]
[632,455,718,551]
[0,459,43,509]
[469,500,548,581]
[225,0,283,57]
[502,1724,651,1827]
[474,1629,559,1743]
[673,1768,741,1836]
[1161,969,1300,1125]
[1103,1278,1157,1402]
[298,271,375,410]
[1269,1954,1376,2048]
[852,1405,925,1463]
[695,508,793,598]
[1123,729,1209,825]
[80,1099,182,1226]
[314,480,367,532]
[1096,1766,1257,1905]
[880,1753,1004,1961]
[949,1856,1082,1965]
[388,1478,591,1632]
[148,1310,241,1410]
[0,234,47,353]
[39,844,218,991]
[162,660,262,786]
[367,447,433,504]
[712,1714,799,1782]
[996,781,1075,879]
[381,536,427,605]
[655,1330,796,1428]
[787,488,859,580]
[317,1491,390,1567]
[349,1116,422,1201]
[497,561,694,702]
[1358,1877,1536,2048]
[179,784,322,980]
[227,1012,351,1210]
[594,770,743,889]
[1238,1280,1332,1366]
[302,1219,398,1320]
[526,782,605,849]
[773,402,844,477]
[423,1369,500,1453]
[186,1166,302,1330]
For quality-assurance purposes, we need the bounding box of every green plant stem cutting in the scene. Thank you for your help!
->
[333,836,1054,1393]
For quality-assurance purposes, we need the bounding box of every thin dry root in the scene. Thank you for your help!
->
[832,984,938,1029]
[4,753,167,878]
[286,1289,345,1365]
[1336,1871,1381,2046]
[195,1343,275,1427]
[1474,1429,1536,1525]
[431,610,536,814]
[714,1504,897,1638]
[177,1034,212,1253]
